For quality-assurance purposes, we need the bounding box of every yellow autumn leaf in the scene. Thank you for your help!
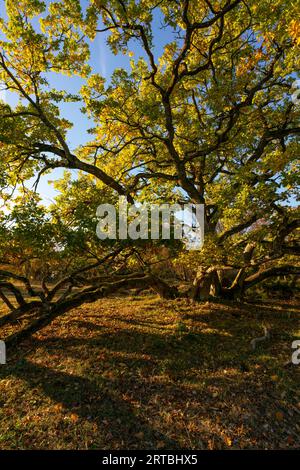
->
[288,20,300,45]
[53,403,64,412]
[224,436,233,447]
[70,413,79,423]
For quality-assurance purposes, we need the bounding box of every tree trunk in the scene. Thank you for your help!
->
[191,267,221,301]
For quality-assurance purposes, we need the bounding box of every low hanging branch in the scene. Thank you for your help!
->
[0,290,14,311]
[3,271,178,349]
[0,269,42,299]
[46,247,124,302]
[243,265,300,290]
[0,281,26,308]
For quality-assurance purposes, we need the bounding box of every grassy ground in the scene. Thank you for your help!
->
[0,295,299,450]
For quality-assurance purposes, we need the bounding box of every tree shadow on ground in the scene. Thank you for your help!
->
[1,298,299,449]
[0,358,180,450]
[22,328,229,372]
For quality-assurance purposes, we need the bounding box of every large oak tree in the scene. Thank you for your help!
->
[0,0,299,345]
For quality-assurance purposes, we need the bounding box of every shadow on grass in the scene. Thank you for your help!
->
[1,298,299,449]
[0,358,180,450]
[20,328,228,370]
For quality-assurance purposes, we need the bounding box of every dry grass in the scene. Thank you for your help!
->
[0,295,299,449]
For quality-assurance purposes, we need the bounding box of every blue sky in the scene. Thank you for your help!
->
[0,0,174,205]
